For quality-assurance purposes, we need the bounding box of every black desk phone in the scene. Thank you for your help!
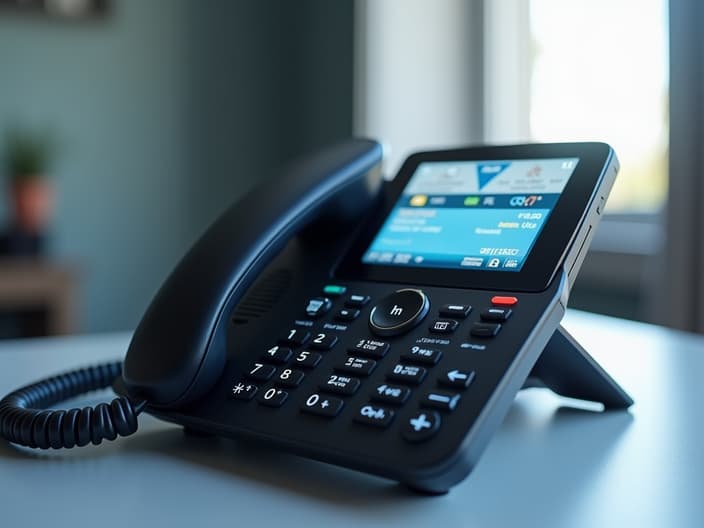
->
[0,139,633,494]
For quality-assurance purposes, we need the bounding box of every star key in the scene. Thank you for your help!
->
[231,380,258,401]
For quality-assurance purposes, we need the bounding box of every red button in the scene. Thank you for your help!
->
[491,296,518,306]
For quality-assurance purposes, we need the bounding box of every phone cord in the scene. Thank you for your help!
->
[0,361,147,449]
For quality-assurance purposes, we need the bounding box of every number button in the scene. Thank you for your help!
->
[371,383,410,405]
[350,338,389,358]
[386,364,427,385]
[335,356,376,376]
[301,393,344,417]
[257,387,288,407]
[294,350,322,368]
[401,345,442,365]
[261,345,292,364]
[309,333,338,350]
[320,374,360,395]
[276,368,305,388]
[280,329,310,346]
[245,363,276,382]
[231,381,258,401]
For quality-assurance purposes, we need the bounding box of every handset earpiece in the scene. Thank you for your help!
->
[122,138,383,408]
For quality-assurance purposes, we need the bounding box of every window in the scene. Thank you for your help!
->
[528,0,669,213]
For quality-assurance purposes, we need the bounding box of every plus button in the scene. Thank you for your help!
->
[402,410,440,443]
[409,413,432,432]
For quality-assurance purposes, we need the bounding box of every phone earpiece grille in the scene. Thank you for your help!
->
[232,269,292,324]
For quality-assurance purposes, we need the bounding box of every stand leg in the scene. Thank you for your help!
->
[523,325,633,410]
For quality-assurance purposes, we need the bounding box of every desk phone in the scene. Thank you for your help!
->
[0,139,632,493]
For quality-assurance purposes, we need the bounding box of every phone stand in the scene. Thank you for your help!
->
[522,325,633,409]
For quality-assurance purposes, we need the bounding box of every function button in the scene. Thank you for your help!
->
[346,294,370,307]
[231,381,258,401]
[371,383,411,405]
[335,308,360,322]
[354,404,395,428]
[320,374,360,395]
[491,295,518,306]
[350,338,390,358]
[470,322,502,337]
[439,304,472,318]
[293,350,322,368]
[280,328,310,347]
[301,393,344,418]
[402,411,441,442]
[422,391,461,411]
[306,297,333,318]
[387,363,427,385]
[401,345,442,365]
[245,362,276,382]
[309,332,339,350]
[429,319,458,334]
[335,356,377,376]
[275,368,305,388]
[257,387,288,407]
[261,345,293,364]
[481,307,512,322]
[439,369,475,389]
[323,284,347,296]
[369,289,430,337]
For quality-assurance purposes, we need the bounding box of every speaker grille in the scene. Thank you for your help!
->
[232,269,292,324]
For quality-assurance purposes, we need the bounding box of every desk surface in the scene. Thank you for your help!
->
[0,311,702,527]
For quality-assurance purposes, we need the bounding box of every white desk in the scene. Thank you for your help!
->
[0,311,702,527]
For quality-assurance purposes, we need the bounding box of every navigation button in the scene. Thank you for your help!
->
[470,322,502,337]
[480,307,512,322]
[369,289,430,337]
[402,410,440,442]
[422,391,461,411]
[306,297,332,318]
[429,319,458,334]
[439,369,475,389]
[439,304,472,318]
[354,404,395,428]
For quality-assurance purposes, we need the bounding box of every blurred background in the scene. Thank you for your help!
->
[0,0,700,338]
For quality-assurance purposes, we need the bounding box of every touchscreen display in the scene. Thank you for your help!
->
[362,158,579,272]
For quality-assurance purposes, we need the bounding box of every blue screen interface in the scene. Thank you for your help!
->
[362,158,579,272]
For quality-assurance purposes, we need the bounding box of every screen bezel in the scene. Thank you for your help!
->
[334,142,613,292]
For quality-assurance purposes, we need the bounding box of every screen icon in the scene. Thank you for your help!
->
[464,196,480,207]
[487,258,501,268]
[482,196,495,206]
[409,194,428,207]
[461,257,484,267]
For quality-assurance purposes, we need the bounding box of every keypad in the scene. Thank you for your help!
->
[231,284,523,449]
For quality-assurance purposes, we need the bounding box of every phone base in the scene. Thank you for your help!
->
[522,325,633,409]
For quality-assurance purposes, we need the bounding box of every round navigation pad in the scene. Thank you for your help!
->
[369,289,429,337]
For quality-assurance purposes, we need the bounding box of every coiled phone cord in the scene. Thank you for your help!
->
[0,361,146,449]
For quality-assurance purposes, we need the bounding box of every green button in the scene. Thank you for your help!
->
[323,284,347,296]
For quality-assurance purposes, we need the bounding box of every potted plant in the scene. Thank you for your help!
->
[4,127,56,235]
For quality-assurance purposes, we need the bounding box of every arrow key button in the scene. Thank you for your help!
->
[439,369,475,389]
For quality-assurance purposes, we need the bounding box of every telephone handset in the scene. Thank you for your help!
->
[0,139,633,494]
